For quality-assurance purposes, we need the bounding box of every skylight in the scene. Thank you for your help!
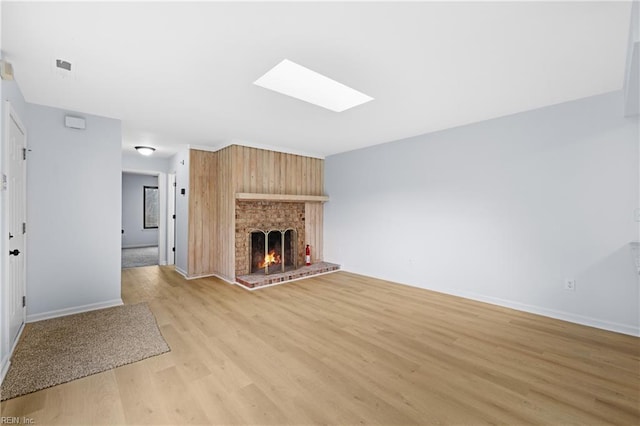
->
[253,59,374,112]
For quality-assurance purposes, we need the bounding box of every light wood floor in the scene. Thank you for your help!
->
[2,267,639,425]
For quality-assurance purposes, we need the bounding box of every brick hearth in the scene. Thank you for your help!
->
[236,261,340,289]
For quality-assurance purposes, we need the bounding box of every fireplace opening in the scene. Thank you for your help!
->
[250,229,297,274]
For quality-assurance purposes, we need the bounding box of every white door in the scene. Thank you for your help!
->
[6,104,26,345]
[167,173,176,265]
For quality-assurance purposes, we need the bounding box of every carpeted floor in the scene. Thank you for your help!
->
[0,303,170,401]
[122,246,158,268]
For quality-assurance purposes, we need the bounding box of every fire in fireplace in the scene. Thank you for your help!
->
[250,229,297,274]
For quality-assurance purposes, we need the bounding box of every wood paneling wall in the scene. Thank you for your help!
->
[187,145,325,280]
[233,145,324,196]
[305,202,324,263]
[212,146,236,280]
[188,149,217,276]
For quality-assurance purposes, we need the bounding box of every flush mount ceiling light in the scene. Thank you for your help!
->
[253,59,374,112]
[135,146,156,156]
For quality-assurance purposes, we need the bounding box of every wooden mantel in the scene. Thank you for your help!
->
[235,193,329,203]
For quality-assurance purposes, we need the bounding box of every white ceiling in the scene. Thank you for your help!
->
[1,1,633,158]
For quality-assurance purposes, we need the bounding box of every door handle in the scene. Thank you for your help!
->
[9,249,20,256]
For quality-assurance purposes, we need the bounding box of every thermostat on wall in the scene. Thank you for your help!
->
[65,115,86,130]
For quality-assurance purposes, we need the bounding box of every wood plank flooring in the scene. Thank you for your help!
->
[2,267,639,425]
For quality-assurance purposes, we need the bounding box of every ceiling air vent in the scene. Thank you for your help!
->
[56,59,72,71]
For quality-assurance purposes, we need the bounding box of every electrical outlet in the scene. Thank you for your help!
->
[564,279,576,291]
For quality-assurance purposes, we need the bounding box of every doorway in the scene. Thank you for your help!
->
[121,172,159,268]
[167,173,176,265]
[4,102,27,353]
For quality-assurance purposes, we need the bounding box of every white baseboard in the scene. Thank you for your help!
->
[184,272,235,284]
[341,269,640,337]
[207,273,236,285]
[184,272,217,280]
[445,289,640,337]
[26,299,124,323]
[175,267,188,278]
[122,244,158,249]
[1,322,25,385]
[174,268,236,284]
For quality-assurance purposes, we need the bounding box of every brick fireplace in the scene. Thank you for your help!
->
[234,198,340,288]
[186,146,336,284]
[235,200,306,276]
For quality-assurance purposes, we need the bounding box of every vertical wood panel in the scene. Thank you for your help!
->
[242,146,250,193]
[305,202,323,262]
[227,146,323,196]
[249,147,257,193]
[296,155,303,195]
[201,153,211,273]
[227,146,237,279]
[215,148,223,277]
[188,149,217,277]
[273,151,281,195]
[268,150,275,193]
[188,150,196,274]
[222,146,235,280]
[282,153,288,193]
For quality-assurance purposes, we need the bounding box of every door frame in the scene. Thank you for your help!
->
[2,101,27,382]
[121,169,168,266]
[167,173,176,265]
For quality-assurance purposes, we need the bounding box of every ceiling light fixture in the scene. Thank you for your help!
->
[135,146,156,156]
[253,59,373,112]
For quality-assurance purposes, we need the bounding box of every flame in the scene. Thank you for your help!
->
[258,250,281,268]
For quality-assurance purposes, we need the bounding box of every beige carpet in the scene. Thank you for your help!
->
[1,303,170,401]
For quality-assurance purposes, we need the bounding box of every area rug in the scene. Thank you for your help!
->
[122,246,159,268]
[0,303,170,401]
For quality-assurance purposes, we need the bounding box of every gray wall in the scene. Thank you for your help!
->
[122,172,159,248]
[325,90,639,335]
[122,151,170,173]
[169,149,190,275]
[26,104,122,320]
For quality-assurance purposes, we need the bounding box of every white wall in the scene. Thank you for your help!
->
[26,104,122,321]
[122,172,159,248]
[169,149,189,275]
[325,90,640,335]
